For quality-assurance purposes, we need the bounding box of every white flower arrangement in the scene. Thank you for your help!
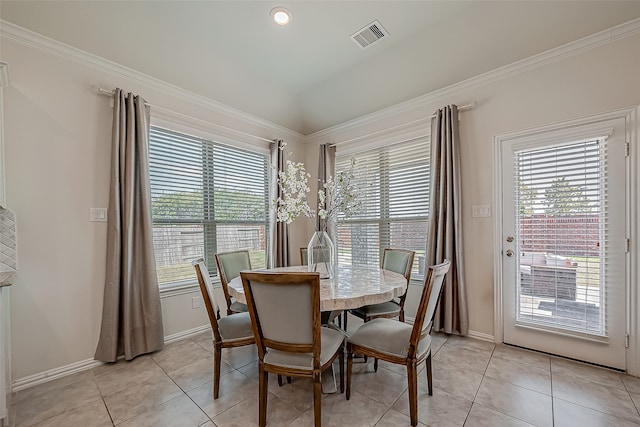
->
[274,145,360,229]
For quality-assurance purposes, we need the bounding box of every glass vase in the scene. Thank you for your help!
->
[307,230,335,279]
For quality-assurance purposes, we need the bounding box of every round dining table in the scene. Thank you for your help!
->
[227,264,408,312]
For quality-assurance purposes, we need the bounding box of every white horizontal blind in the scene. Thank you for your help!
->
[149,126,269,285]
[515,138,607,336]
[336,137,429,276]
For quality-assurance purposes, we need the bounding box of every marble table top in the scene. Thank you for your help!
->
[227,265,407,312]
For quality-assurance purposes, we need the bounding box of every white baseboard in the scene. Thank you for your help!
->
[405,317,496,343]
[467,330,496,343]
[164,325,210,344]
[11,324,211,392]
[11,358,103,392]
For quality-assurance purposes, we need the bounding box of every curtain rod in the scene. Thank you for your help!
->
[92,85,275,143]
[330,101,476,147]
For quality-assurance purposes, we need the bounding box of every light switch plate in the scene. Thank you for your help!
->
[89,208,108,222]
[472,205,491,218]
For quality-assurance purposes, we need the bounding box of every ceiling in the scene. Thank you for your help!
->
[2,1,640,135]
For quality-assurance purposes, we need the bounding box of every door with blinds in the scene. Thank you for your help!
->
[500,115,629,369]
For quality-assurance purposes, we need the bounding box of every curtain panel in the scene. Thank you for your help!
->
[95,89,164,362]
[428,105,469,335]
[316,144,336,236]
[269,140,290,268]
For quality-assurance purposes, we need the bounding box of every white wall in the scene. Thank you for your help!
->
[2,19,639,386]
[0,36,306,382]
[307,32,640,337]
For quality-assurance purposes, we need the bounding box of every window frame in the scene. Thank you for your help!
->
[149,117,272,294]
[335,128,431,283]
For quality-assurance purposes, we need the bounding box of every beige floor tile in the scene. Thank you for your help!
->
[187,370,257,418]
[551,358,624,390]
[278,378,320,413]
[393,385,472,427]
[474,377,552,427]
[445,335,495,353]
[427,358,483,401]
[12,370,95,404]
[288,390,388,427]
[374,408,428,427]
[220,345,258,369]
[152,340,213,373]
[430,332,450,355]
[94,356,167,397]
[192,333,214,353]
[117,394,209,427]
[623,374,640,395]
[492,345,550,371]
[464,403,535,427]
[211,390,300,427]
[28,399,112,427]
[553,397,640,427]
[484,355,551,395]
[630,391,640,410]
[199,422,216,427]
[14,377,102,426]
[433,344,492,375]
[168,355,233,392]
[349,360,408,406]
[552,371,640,423]
[103,372,183,424]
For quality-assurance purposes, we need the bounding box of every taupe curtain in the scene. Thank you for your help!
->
[428,105,469,335]
[269,139,290,268]
[95,89,164,362]
[316,144,336,236]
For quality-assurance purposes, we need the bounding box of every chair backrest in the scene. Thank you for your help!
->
[408,260,451,358]
[215,250,252,307]
[299,247,331,266]
[240,271,321,366]
[381,248,415,282]
[192,258,223,342]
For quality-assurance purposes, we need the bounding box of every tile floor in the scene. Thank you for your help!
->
[8,317,640,427]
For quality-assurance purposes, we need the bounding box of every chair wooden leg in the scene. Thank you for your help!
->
[278,375,283,386]
[213,343,222,399]
[339,347,345,393]
[346,346,353,400]
[426,352,433,396]
[259,365,269,427]
[313,372,322,427]
[343,310,348,331]
[399,308,405,323]
[287,376,292,383]
[407,361,418,427]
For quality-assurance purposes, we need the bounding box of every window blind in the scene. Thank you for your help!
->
[149,126,269,285]
[336,137,429,276]
[515,138,607,336]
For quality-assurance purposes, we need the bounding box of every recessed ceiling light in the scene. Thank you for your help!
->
[270,6,292,26]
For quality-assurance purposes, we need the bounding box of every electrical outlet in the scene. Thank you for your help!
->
[192,296,201,309]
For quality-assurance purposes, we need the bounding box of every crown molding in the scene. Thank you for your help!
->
[0,20,303,142]
[307,17,640,142]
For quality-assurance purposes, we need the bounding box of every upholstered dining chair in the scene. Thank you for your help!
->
[349,248,415,324]
[215,250,251,315]
[346,260,451,427]
[240,270,345,427]
[192,258,255,399]
[299,247,331,266]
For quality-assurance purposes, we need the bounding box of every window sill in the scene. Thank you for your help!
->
[159,276,221,298]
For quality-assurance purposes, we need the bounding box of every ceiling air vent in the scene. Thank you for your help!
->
[350,20,388,49]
